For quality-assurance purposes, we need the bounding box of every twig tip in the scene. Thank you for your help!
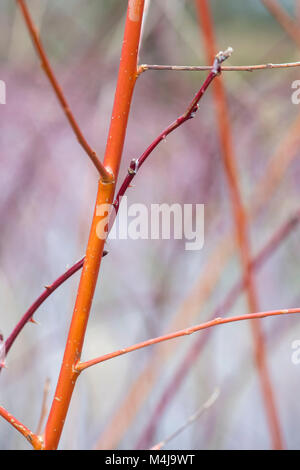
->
[216,46,234,64]
[213,47,233,74]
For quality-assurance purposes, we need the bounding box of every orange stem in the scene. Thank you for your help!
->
[16,0,112,180]
[261,0,300,48]
[44,0,145,450]
[195,0,284,449]
[297,0,300,24]
[0,405,43,450]
[76,308,300,371]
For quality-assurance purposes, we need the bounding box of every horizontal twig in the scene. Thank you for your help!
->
[138,60,300,74]
[2,252,108,367]
[150,387,220,450]
[76,308,300,371]
[0,405,43,449]
[4,258,83,359]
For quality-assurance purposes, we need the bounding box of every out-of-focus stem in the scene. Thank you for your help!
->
[2,252,107,370]
[43,0,145,450]
[150,388,220,450]
[4,258,84,359]
[261,0,300,48]
[36,378,51,436]
[196,0,284,449]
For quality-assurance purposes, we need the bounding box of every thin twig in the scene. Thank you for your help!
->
[150,388,220,450]
[0,405,43,449]
[3,259,83,362]
[113,47,233,210]
[36,378,51,436]
[1,252,108,370]
[76,308,300,372]
[138,60,300,74]
[196,0,283,450]
[16,0,112,181]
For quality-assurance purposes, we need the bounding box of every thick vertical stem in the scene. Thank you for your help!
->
[195,0,283,449]
[44,0,145,450]
[103,0,145,177]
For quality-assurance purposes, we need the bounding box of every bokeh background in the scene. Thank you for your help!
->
[0,0,300,450]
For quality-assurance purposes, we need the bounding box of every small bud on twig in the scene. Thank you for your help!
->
[212,46,234,75]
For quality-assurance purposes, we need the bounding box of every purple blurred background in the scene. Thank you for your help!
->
[0,0,300,449]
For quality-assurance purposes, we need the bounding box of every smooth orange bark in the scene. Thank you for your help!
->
[77,308,300,371]
[44,0,145,450]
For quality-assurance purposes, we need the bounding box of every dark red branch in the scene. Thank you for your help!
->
[114,50,232,210]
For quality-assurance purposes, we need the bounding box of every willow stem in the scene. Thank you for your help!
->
[43,0,145,450]
[76,308,300,371]
[0,405,43,450]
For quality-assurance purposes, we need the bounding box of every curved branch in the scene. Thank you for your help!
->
[76,308,300,372]
[4,258,84,359]
[2,252,107,369]
[114,47,233,210]
[0,405,43,450]
[36,378,51,436]
[150,388,220,450]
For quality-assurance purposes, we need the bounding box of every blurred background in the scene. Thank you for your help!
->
[0,0,300,450]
